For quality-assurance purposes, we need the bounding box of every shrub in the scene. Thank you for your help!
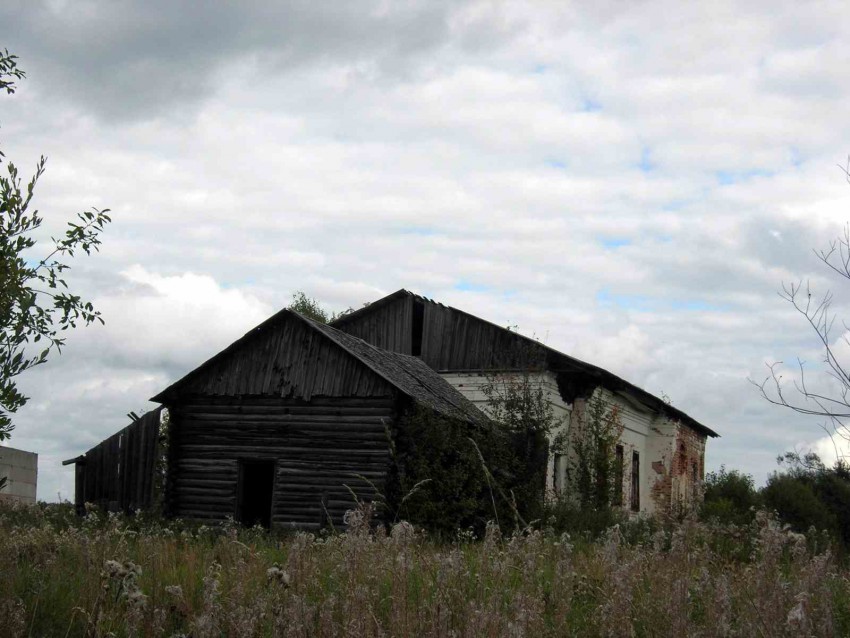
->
[762,473,837,535]
[701,466,760,525]
[386,406,523,535]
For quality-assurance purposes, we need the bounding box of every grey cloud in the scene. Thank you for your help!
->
[1,0,507,122]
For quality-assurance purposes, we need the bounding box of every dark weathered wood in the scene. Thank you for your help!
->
[73,408,162,513]
[168,396,394,528]
[165,318,397,401]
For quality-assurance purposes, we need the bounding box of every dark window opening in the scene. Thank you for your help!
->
[411,300,425,356]
[631,451,640,512]
[237,460,275,528]
[614,445,624,506]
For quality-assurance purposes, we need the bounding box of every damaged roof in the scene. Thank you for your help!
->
[151,309,489,427]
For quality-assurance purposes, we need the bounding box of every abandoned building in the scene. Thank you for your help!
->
[65,309,487,526]
[64,289,718,525]
[330,290,719,515]
[0,446,38,504]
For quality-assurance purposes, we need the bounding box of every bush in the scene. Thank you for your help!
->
[387,406,526,536]
[701,466,760,525]
[762,473,837,535]
[541,498,626,539]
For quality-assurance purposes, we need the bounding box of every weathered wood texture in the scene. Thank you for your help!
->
[79,408,162,512]
[334,294,415,355]
[335,293,540,371]
[333,291,719,438]
[168,314,394,400]
[169,396,394,529]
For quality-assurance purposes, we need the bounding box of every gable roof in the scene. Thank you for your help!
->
[332,289,719,438]
[151,308,488,426]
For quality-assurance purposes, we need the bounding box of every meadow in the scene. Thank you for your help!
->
[0,501,848,637]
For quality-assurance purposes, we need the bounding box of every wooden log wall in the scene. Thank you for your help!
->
[169,396,394,529]
[80,408,162,512]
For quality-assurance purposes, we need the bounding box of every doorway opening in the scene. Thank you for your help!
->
[237,460,275,528]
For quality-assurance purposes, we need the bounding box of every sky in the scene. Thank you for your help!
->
[3,0,850,500]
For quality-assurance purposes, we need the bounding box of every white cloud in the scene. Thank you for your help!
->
[3,1,850,497]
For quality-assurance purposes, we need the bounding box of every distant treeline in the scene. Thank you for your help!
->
[703,451,850,551]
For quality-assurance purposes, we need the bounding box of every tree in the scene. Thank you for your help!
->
[0,49,111,452]
[287,290,356,324]
[568,395,624,511]
[751,168,850,457]
[701,466,760,525]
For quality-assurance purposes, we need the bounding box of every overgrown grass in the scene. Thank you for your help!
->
[1,501,849,636]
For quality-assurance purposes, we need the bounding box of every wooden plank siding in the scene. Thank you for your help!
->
[168,396,395,529]
[332,291,719,438]
[334,295,414,356]
[174,314,395,400]
[338,293,540,371]
[77,408,162,512]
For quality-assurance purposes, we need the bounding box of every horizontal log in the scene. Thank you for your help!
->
[175,432,389,445]
[179,446,390,457]
[174,494,236,505]
[178,397,394,410]
[179,413,391,425]
[173,487,235,497]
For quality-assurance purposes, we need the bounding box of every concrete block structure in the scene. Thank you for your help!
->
[0,446,38,504]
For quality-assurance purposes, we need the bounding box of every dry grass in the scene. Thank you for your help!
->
[1,501,849,637]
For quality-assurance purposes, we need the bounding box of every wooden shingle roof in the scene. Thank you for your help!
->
[151,309,489,426]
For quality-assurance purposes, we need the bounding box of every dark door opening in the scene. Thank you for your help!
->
[238,460,275,528]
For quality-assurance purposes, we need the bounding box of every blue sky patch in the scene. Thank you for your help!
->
[638,147,654,172]
[398,226,438,236]
[599,237,631,249]
[582,98,602,112]
[598,288,728,313]
[716,169,774,185]
[454,280,492,293]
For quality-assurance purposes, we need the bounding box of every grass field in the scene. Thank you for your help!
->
[0,501,848,637]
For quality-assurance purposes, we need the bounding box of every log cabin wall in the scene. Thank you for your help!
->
[168,395,395,529]
[160,313,403,528]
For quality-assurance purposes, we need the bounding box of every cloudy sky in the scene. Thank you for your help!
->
[3,1,850,500]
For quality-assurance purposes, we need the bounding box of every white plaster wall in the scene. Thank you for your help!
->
[0,446,38,504]
[440,371,571,494]
[589,388,656,514]
[441,372,685,515]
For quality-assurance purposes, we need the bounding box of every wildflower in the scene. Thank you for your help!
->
[103,559,124,578]
[165,585,184,597]
[390,521,416,545]
[266,563,291,587]
[787,596,807,629]
[125,588,148,609]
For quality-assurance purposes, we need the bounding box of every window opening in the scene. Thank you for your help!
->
[237,460,275,528]
[631,451,640,512]
[614,445,624,506]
